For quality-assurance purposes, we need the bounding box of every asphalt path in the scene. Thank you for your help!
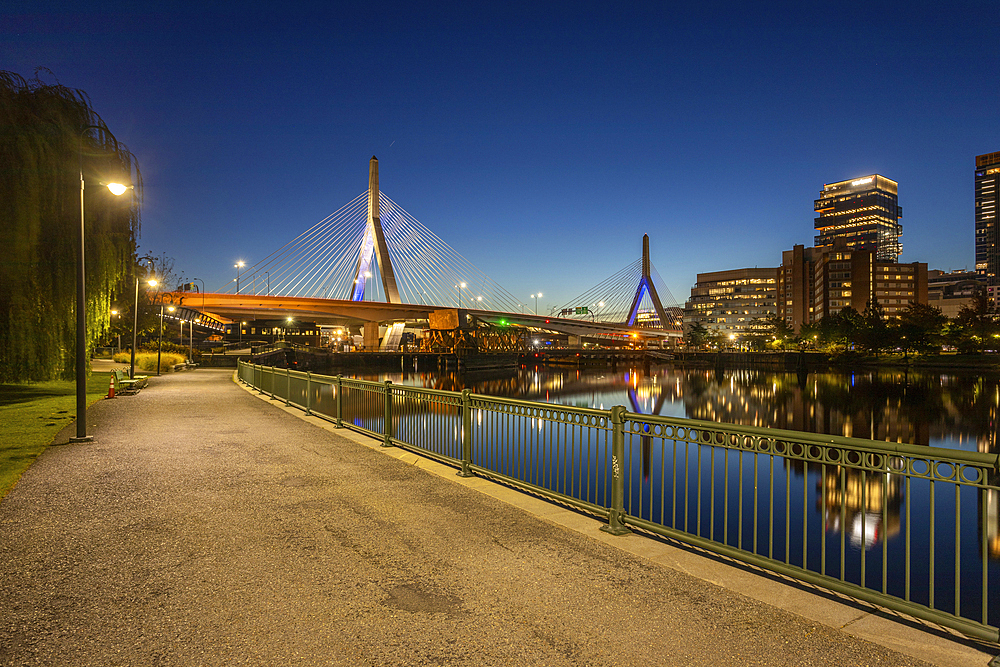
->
[0,369,951,665]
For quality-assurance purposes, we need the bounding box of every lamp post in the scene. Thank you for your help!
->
[590,301,605,322]
[133,256,156,379]
[234,261,245,293]
[72,125,130,443]
[531,293,542,316]
[109,309,123,353]
[189,277,206,310]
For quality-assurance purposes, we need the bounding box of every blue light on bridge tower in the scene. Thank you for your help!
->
[625,234,671,328]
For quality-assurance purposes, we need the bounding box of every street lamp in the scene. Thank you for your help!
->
[191,277,206,310]
[133,256,156,379]
[234,261,245,293]
[110,309,122,352]
[592,301,605,322]
[72,125,130,443]
[531,293,542,316]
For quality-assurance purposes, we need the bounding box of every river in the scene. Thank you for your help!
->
[336,362,999,455]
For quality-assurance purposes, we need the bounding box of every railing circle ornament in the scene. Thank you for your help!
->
[961,465,984,484]
[935,462,956,482]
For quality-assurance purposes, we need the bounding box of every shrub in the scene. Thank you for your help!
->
[112,351,186,373]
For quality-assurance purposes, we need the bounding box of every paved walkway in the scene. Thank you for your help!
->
[0,369,992,666]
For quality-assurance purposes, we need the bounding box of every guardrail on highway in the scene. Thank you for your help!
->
[237,360,1000,642]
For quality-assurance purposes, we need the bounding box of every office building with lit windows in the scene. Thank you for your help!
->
[683,267,778,338]
[777,243,927,331]
[814,175,902,262]
[975,151,1000,283]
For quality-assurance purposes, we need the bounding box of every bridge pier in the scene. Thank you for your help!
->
[363,322,380,351]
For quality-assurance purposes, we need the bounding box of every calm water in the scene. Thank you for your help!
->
[340,362,1000,454]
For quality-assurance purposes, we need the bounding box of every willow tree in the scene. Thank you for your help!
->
[0,70,141,382]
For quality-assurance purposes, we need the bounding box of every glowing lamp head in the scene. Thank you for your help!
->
[106,182,128,196]
[147,279,158,287]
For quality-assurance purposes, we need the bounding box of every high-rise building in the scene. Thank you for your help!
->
[975,151,1000,283]
[778,242,927,331]
[814,175,902,262]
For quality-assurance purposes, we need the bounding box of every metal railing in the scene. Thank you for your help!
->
[237,361,1000,642]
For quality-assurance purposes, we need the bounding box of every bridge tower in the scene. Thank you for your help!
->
[350,156,401,303]
[625,234,671,327]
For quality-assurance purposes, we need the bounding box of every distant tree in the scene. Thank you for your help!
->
[896,302,947,354]
[952,286,997,353]
[860,299,890,355]
[0,70,141,381]
[772,316,795,350]
[685,321,709,349]
[798,321,819,349]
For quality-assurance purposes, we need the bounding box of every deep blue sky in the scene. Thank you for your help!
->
[5,1,998,311]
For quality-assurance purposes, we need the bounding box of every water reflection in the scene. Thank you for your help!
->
[344,363,1000,455]
[818,464,902,550]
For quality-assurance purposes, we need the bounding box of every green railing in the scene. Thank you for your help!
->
[237,361,1000,642]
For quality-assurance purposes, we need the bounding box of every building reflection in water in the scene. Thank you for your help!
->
[818,464,902,550]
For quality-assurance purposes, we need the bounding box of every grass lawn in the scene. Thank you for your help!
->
[0,372,112,500]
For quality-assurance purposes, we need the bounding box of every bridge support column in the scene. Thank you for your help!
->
[567,335,582,348]
[363,321,380,351]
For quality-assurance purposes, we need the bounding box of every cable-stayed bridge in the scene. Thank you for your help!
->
[166,157,682,346]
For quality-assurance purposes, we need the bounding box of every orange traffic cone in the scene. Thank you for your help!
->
[106,372,116,399]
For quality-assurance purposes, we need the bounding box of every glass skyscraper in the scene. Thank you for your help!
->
[814,175,902,262]
[975,151,1000,283]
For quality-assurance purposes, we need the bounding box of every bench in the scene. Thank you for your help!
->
[112,367,146,394]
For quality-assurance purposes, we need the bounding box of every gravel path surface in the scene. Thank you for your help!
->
[0,369,935,666]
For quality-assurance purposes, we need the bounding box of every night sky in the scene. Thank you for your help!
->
[5,2,998,312]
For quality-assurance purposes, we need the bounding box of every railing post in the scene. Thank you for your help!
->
[285,367,291,406]
[457,389,474,477]
[601,405,631,536]
[382,380,393,447]
[336,374,343,428]
[305,372,312,415]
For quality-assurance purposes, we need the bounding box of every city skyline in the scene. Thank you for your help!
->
[4,3,998,312]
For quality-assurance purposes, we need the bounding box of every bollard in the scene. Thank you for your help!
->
[601,405,631,535]
[382,380,393,447]
[457,389,474,477]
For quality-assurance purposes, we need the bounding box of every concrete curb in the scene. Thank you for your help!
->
[233,372,998,666]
